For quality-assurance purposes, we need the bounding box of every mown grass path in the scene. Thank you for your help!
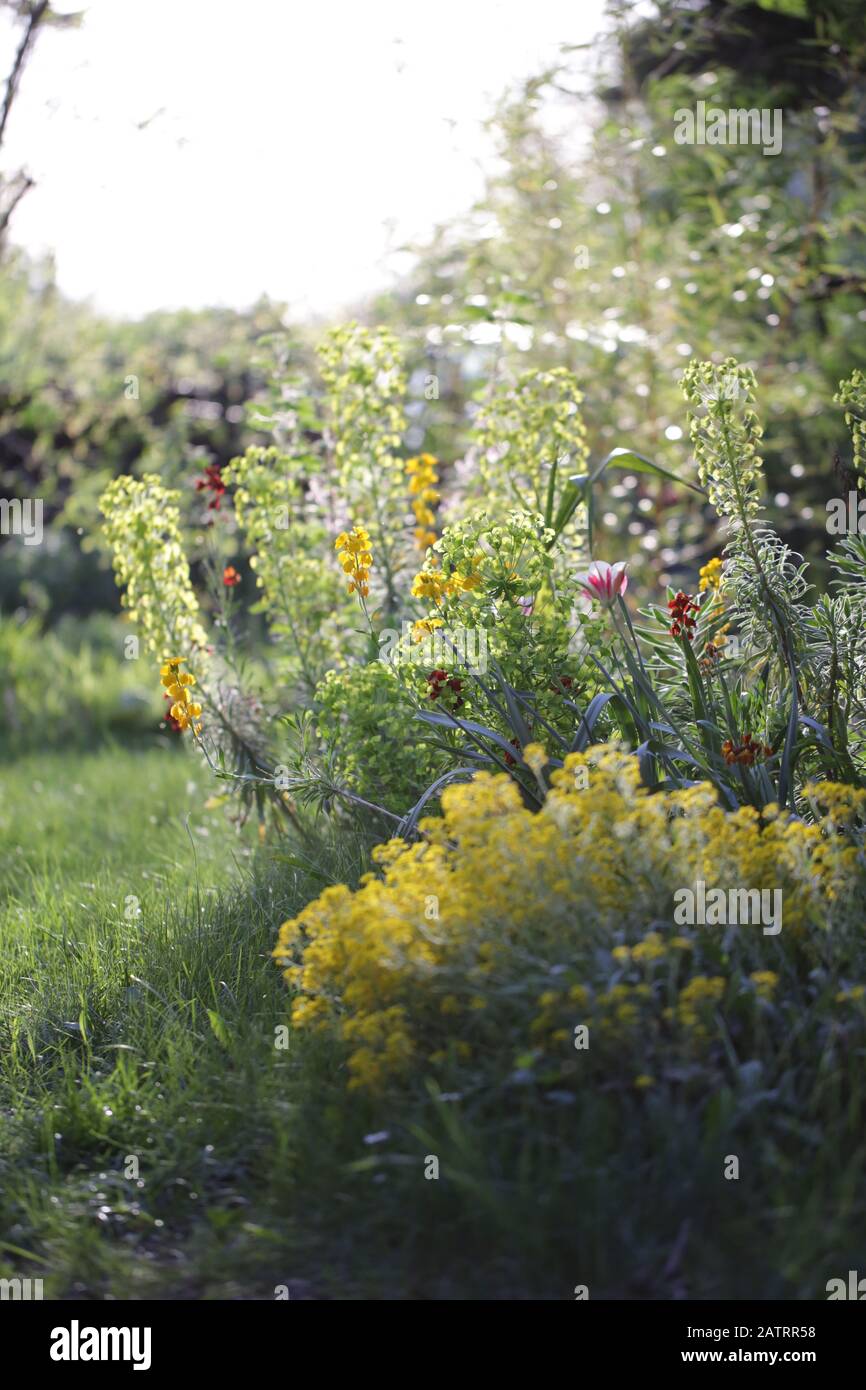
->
[0,746,288,1297]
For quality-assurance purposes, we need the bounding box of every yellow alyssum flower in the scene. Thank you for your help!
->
[522,742,548,776]
[750,970,779,998]
[272,749,866,1093]
[677,975,726,1030]
[632,931,666,964]
[835,985,865,1003]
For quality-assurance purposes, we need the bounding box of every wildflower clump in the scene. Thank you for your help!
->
[222,443,349,696]
[470,368,590,529]
[273,748,865,1095]
[317,324,408,610]
[314,662,443,810]
[99,474,209,659]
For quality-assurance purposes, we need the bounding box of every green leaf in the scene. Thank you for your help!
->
[559,447,703,550]
[207,1010,231,1049]
[756,0,808,16]
[587,447,704,494]
[777,663,799,812]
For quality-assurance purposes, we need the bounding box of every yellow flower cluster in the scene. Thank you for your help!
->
[273,747,865,1092]
[160,656,202,733]
[750,970,779,998]
[522,742,548,776]
[411,616,443,643]
[406,453,440,551]
[410,555,483,605]
[676,975,726,1031]
[410,566,451,604]
[699,556,724,593]
[335,526,373,598]
[697,555,732,671]
[632,931,667,964]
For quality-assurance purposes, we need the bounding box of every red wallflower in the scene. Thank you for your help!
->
[668,590,700,640]
[195,462,226,511]
[722,733,773,767]
[222,565,241,588]
[426,668,464,710]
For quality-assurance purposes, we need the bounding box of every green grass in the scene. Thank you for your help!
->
[2,745,866,1300]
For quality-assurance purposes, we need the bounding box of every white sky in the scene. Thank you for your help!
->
[0,0,606,320]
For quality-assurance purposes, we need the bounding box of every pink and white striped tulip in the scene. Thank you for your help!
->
[576,560,628,608]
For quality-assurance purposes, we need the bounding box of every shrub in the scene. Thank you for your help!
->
[273,747,865,1095]
[314,662,445,813]
[0,613,160,754]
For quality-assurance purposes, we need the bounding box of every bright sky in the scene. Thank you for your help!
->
[1,0,606,320]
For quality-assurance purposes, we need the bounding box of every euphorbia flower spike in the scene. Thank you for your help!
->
[576,560,628,607]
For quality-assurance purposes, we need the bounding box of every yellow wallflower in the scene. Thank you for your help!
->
[699,556,724,593]
[406,454,441,551]
[160,657,202,734]
[411,565,451,605]
[411,617,443,642]
[335,525,373,597]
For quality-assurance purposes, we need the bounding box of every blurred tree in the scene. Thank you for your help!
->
[0,256,291,617]
[371,0,866,587]
[0,1,81,246]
